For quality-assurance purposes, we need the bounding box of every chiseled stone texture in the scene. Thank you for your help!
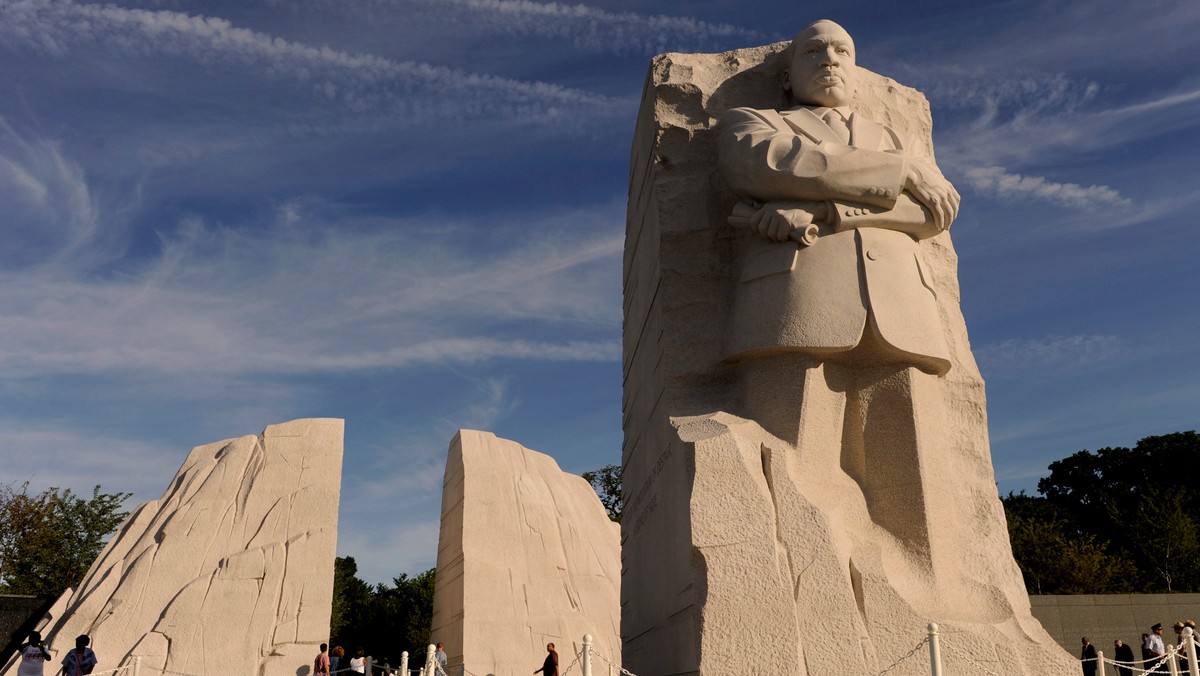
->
[2,419,343,676]
[622,39,1076,675]
[431,430,620,676]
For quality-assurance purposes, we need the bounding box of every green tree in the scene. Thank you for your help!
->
[582,464,622,522]
[0,483,130,596]
[330,556,436,663]
[1007,431,1200,593]
[1003,492,1135,594]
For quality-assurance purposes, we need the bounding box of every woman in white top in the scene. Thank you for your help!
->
[349,648,367,674]
[16,631,52,676]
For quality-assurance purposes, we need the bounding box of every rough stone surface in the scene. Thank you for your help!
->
[2,419,343,676]
[621,35,1076,675]
[431,430,620,676]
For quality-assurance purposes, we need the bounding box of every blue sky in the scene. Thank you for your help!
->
[0,0,1197,585]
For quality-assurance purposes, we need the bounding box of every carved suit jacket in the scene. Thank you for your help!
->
[717,105,952,376]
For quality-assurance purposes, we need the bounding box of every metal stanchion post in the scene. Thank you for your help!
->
[131,656,142,676]
[1186,628,1200,676]
[1170,647,1182,676]
[1097,650,1107,676]
[425,644,437,676]
[927,623,942,676]
[581,634,593,676]
[400,651,409,676]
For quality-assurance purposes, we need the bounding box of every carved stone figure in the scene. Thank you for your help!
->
[622,20,1077,676]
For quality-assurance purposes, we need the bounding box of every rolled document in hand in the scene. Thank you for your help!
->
[727,200,820,246]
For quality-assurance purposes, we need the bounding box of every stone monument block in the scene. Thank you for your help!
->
[622,22,1076,675]
[2,419,344,676]
[431,430,620,676]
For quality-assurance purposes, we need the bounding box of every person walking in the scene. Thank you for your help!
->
[349,649,366,674]
[435,643,448,674]
[533,643,558,676]
[1147,624,1167,674]
[1114,639,1135,676]
[331,646,345,673]
[1081,637,1098,676]
[314,644,331,676]
[16,631,52,676]
[60,635,98,676]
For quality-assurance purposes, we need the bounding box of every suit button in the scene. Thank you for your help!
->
[866,249,880,260]
[845,209,854,217]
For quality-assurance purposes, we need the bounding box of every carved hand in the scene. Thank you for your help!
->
[750,201,829,242]
[903,158,960,232]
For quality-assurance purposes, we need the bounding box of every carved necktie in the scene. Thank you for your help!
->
[822,109,851,144]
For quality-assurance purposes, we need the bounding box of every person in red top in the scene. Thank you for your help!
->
[314,644,331,676]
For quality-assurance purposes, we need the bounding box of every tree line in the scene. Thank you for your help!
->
[1003,431,1199,594]
[330,556,436,663]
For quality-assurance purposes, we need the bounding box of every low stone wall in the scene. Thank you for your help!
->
[1031,594,1200,654]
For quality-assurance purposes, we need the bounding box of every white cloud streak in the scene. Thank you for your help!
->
[964,166,1130,209]
[975,334,1124,378]
[0,117,102,264]
[0,197,624,378]
[414,0,763,54]
[0,0,625,124]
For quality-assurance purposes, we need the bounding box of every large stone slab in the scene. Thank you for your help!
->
[621,26,1075,676]
[2,419,343,676]
[431,430,620,676]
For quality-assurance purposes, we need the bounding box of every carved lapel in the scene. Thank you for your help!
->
[779,107,846,146]
[848,112,885,150]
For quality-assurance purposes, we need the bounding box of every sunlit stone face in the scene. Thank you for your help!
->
[787,20,857,108]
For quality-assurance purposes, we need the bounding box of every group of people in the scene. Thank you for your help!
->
[313,641,448,675]
[313,641,560,676]
[14,632,97,676]
[1081,620,1199,675]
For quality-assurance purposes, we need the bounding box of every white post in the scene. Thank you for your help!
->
[581,634,593,676]
[425,644,437,676]
[1186,628,1200,676]
[1170,646,1182,676]
[927,623,942,676]
[400,651,409,676]
[1097,650,1107,676]
[131,656,142,676]
[367,657,374,676]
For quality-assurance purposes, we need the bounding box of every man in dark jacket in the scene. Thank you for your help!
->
[1081,637,1098,676]
[1114,639,1136,676]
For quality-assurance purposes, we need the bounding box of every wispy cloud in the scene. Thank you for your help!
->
[0,421,180,499]
[0,197,623,378]
[975,334,1124,378]
[0,0,626,125]
[0,117,103,265]
[964,166,1130,209]
[411,0,764,54]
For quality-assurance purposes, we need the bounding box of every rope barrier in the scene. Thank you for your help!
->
[940,637,1006,676]
[874,636,930,676]
[557,648,583,676]
[588,647,638,676]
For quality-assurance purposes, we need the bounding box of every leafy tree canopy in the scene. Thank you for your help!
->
[582,464,622,522]
[330,556,436,665]
[1003,431,1200,594]
[0,482,130,597]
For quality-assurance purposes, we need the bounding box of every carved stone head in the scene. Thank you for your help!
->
[784,19,857,108]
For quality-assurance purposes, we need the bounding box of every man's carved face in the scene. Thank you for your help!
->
[787,20,856,108]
